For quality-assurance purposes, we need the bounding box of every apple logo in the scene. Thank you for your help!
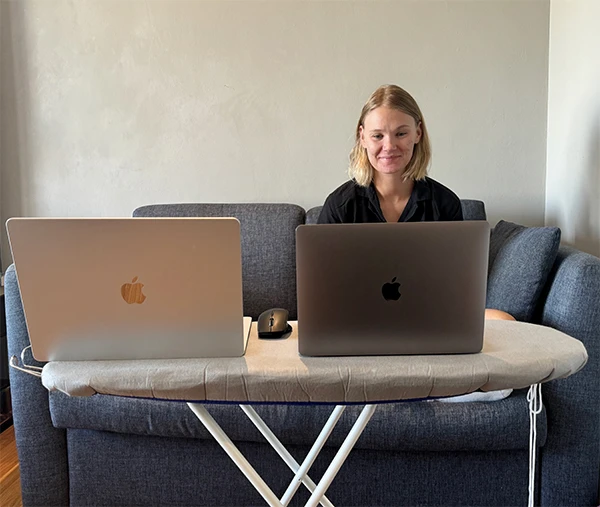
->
[121,276,147,304]
[381,277,401,301]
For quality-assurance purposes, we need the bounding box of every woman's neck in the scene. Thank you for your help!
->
[372,173,414,203]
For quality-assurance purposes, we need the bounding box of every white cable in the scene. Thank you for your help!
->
[21,345,43,371]
[527,384,543,507]
[9,345,44,377]
[10,356,42,377]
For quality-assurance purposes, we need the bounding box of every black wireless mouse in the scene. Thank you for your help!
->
[257,308,292,339]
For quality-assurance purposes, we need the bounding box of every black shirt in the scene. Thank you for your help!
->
[317,177,463,224]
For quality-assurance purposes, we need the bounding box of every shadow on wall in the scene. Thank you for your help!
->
[0,1,30,272]
[574,116,600,256]
[546,107,600,258]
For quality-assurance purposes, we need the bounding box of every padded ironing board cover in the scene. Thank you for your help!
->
[41,320,588,403]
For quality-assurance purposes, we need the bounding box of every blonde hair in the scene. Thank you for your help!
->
[349,85,431,187]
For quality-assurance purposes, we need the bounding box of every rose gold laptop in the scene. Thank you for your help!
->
[6,218,251,361]
[296,221,490,356]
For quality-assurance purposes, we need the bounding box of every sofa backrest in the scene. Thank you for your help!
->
[133,203,304,319]
[460,200,487,221]
[306,199,487,224]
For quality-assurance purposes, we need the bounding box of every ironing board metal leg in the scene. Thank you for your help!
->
[187,403,283,507]
[241,404,344,507]
[305,404,378,507]
[188,403,377,507]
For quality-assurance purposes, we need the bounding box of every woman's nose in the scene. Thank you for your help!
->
[383,136,394,150]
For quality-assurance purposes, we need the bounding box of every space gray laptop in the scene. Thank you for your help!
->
[6,217,251,361]
[296,221,490,356]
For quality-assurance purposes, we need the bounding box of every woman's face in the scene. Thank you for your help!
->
[359,107,422,177]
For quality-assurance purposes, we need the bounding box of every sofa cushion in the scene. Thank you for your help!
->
[487,221,561,322]
[460,199,487,221]
[49,389,546,452]
[133,204,304,319]
[66,429,538,507]
[306,199,486,224]
[306,206,321,225]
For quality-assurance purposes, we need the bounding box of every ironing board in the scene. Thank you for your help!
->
[37,320,588,507]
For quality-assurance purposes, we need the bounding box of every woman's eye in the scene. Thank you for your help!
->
[372,134,383,140]
[396,132,407,137]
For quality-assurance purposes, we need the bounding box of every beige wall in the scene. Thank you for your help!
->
[546,0,600,256]
[1,0,551,270]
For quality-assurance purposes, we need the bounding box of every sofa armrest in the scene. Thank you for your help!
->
[5,265,69,506]
[538,246,600,506]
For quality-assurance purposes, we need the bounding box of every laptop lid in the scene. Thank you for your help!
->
[296,221,490,356]
[6,217,251,361]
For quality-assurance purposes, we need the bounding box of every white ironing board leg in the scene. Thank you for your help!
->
[188,403,378,507]
[187,403,283,507]
[304,404,377,507]
[241,404,343,507]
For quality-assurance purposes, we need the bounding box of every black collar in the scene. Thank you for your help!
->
[366,178,432,204]
[364,178,432,222]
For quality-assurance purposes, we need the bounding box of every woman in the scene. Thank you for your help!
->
[319,84,513,323]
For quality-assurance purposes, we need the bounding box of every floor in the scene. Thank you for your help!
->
[0,425,22,507]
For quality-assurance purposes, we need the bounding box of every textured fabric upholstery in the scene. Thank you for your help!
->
[305,206,321,225]
[459,199,487,221]
[49,389,545,452]
[66,428,535,506]
[5,266,70,506]
[538,246,600,506]
[133,204,304,319]
[487,221,561,322]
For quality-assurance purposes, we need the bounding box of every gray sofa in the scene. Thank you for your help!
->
[5,201,600,506]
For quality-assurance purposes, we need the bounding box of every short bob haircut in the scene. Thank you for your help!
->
[349,85,431,187]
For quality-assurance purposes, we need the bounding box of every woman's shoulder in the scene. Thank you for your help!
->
[423,176,461,202]
[422,176,463,220]
[324,179,367,207]
[318,180,370,223]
